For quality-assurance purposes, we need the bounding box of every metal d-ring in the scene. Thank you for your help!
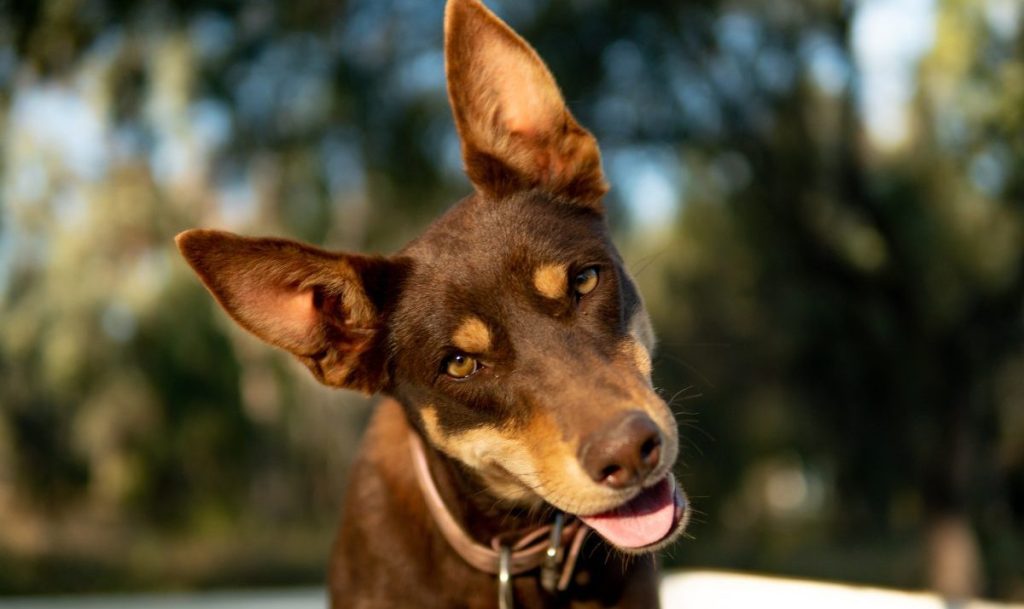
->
[540,512,565,593]
[498,545,513,609]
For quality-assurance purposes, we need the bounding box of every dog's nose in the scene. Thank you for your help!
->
[579,411,662,489]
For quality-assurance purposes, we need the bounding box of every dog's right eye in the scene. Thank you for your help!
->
[445,353,479,379]
[573,267,599,297]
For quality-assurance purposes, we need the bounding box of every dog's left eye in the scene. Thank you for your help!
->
[445,353,479,379]
[573,267,599,296]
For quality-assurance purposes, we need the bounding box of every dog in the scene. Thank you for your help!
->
[176,0,689,606]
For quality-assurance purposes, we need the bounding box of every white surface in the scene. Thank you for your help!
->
[2,571,1022,608]
[661,571,1024,609]
[0,589,324,609]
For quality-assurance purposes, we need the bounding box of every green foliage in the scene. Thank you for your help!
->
[0,0,1020,598]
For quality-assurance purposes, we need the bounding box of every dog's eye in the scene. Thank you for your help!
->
[573,267,599,296]
[445,353,479,379]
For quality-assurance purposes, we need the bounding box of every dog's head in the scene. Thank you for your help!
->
[177,0,688,553]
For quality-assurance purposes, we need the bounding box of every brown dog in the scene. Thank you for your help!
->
[176,0,689,606]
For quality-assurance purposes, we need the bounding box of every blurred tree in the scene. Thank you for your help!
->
[641,0,1024,598]
[0,0,1020,599]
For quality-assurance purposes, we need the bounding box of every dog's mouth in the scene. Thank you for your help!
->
[576,474,688,552]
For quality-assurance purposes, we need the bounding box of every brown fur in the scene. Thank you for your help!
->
[331,399,662,609]
[176,1,687,607]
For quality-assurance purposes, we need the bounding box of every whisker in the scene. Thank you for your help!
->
[679,421,715,443]
[629,249,667,277]
[670,393,704,405]
[659,353,716,389]
[677,434,704,457]
[662,385,695,404]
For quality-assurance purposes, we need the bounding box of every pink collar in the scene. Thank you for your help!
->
[408,430,589,593]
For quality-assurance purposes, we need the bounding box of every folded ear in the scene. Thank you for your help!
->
[175,229,407,394]
[444,0,608,208]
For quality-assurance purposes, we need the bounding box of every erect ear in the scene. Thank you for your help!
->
[175,229,408,394]
[444,0,608,208]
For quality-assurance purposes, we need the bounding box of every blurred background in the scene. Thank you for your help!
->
[0,0,1022,601]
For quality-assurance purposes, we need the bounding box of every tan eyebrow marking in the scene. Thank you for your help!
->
[452,316,491,353]
[533,263,568,299]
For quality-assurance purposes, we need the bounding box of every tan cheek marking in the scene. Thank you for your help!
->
[624,339,653,379]
[419,405,540,504]
[420,405,444,443]
[452,316,491,353]
[628,308,656,353]
[522,410,579,479]
[419,406,615,510]
[533,263,568,299]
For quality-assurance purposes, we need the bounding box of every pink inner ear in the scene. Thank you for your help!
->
[502,95,559,139]
[501,82,548,136]
[245,286,319,348]
[479,39,561,137]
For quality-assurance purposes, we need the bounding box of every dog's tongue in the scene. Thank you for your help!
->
[580,477,676,549]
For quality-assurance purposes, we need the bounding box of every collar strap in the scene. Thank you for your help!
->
[408,430,588,592]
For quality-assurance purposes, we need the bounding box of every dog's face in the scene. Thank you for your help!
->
[389,193,686,548]
[177,0,688,553]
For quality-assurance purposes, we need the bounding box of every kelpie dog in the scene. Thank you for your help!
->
[176,0,689,606]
